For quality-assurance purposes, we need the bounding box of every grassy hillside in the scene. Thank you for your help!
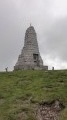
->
[0,70,67,120]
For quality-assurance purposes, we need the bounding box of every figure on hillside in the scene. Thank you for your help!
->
[52,67,54,70]
[5,67,8,72]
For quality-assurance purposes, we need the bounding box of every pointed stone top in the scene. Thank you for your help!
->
[26,24,35,32]
[29,23,34,29]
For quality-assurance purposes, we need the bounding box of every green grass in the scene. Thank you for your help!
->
[0,70,67,120]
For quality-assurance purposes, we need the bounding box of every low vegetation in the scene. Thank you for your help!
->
[0,70,67,120]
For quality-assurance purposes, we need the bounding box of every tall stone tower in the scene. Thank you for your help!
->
[14,25,48,70]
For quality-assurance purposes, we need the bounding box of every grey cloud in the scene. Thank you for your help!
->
[0,0,67,70]
[0,0,23,70]
[44,17,67,61]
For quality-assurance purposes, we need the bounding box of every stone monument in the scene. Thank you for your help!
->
[14,25,48,70]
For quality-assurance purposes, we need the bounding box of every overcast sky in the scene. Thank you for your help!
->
[0,0,67,71]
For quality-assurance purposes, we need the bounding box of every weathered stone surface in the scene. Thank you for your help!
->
[14,25,48,70]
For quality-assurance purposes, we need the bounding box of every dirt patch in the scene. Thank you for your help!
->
[17,112,28,120]
[37,100,65,120]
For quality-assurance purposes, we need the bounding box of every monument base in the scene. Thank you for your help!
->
[14,65,48,70]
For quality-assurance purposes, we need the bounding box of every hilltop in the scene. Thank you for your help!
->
[0,70,67,120]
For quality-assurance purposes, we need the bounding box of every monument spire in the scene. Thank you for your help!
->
[14,25,48,70]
